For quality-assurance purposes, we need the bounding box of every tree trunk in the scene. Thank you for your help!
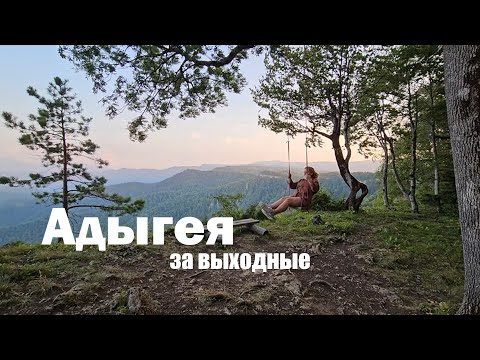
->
[61,114,68,218]
[444,45,480,315]
[387,136,410,201]
[377,136,393,210]
[331,134,368,211]
[407,83,419,213]
[431,121,441,212]
[380,140,392,209]
[408,125,419,213]
[429,79,441,213]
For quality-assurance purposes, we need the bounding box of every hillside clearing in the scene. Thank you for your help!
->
[0,209,463,315]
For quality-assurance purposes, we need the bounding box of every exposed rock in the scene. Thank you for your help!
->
[371,285,401,304]
[127,287,142,314]
[53,283,88,306]
[285,278,302,296]
[355,253,374,265]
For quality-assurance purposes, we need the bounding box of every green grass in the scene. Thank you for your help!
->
[0,242,103,281]
[259,208,463,313]
[359,209,463,313]
[258,210,356,243]
[0,241,105,311]
[0,207,465,314]
[0,262,57,281]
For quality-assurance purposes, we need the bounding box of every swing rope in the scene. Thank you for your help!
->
[285,135,291,196]
[305,118,309,167]
[282,116,311,208]
[285,127,310,196]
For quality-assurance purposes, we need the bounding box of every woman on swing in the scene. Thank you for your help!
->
[261,166,320,220]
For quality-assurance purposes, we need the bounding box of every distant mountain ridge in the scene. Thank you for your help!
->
[249,160,381,173]
[1,158,380,186]
[94,164,224,185]
[94,160,380,184]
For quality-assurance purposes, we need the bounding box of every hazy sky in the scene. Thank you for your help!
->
[0,45,367,173]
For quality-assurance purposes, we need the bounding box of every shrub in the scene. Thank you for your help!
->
[311,187,344,211]
[213,193,244,219]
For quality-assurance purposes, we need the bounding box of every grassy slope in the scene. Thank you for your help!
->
[262,209,463,313]
[0,209,463,314]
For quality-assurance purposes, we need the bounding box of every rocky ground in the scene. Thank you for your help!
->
[0,229,416,315]
[2,208,464,315]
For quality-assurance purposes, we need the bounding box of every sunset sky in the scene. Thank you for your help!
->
[0,45,368,175]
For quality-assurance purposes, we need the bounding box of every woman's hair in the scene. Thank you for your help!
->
[305,166,318,179]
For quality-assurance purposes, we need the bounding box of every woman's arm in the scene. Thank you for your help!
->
[288,173,298,189]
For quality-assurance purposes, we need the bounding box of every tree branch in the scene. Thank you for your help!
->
[171,45,255,67]
[312,128,332,140]
[68,204,113,210]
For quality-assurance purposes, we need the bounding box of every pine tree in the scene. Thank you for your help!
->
[1,77,144,217]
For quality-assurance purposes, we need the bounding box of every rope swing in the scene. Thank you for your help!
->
[287,134,291,175]
[285,122,310,196]
[305,118,309,168]
[285,134,291,196]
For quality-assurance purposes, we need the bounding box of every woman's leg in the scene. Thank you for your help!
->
[270,196,289,209]
[273,197,302,215]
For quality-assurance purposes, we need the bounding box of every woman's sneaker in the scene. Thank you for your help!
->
[259,202,272,210]
[261,207,275,220]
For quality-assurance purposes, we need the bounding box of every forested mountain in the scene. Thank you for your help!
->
[1,160,380,185]
[0,168,377,244]
[95,164,222,185]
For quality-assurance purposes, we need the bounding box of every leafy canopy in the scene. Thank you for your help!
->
[59,45,261,141]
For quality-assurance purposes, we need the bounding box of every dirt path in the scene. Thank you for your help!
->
[2,227,416,315]
[138,231,412,315]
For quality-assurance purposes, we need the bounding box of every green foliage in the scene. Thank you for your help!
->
[252,45,371,140]
[59,45,262,141]
[418,301,452,315]
[0,177,10,185]
[213,193,244,219]
[358,45,456,213]
[251,45,376,210]
[212,197,263,222]
[242,204,264,220]
[311,187,345,211]
[1,77,144,217]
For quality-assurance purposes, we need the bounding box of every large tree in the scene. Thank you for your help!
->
[1,77,144,218]
[252,45,370,211]
[444,45,480,314]
[59,45,259,141]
